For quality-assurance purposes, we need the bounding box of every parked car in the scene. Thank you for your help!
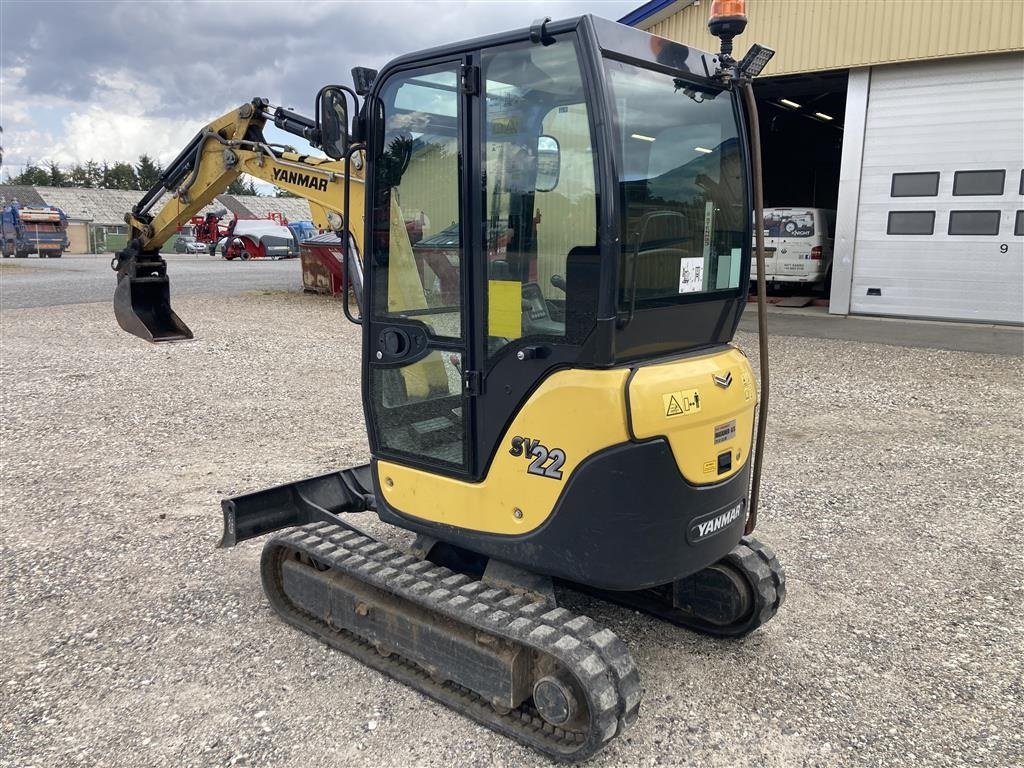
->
[751,207,836,290]
[174,236,208,254]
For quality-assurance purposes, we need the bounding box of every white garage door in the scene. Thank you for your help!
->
[851,54,1024,324]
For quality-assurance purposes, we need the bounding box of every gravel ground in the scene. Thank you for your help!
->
[1,292,1022,768]
[0,254,300,309]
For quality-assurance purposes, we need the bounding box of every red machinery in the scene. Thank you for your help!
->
[300,231,347,295]
[189,211,228,255]
[221,216,297,260]
[180,211,297,260]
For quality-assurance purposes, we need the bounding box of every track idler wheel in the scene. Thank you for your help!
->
[533,673,582,728]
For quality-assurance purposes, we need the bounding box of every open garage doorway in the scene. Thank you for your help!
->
[750,71,848,304]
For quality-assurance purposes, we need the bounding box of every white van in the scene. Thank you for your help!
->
[751,208,836,289]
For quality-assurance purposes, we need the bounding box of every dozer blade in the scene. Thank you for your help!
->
[219,465,374,547]
[112,245,193,342]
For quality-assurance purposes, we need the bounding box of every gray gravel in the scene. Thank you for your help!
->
[0,254,301,309]
[1,292,1022,768]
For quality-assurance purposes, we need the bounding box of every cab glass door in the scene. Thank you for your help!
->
[367,63,469,472]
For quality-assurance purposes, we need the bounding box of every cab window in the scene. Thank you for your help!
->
[481,40,598,364]
[605,59,747,308]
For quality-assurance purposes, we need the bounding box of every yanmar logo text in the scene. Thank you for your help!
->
[272,167,329,192]
[687,501,745,544]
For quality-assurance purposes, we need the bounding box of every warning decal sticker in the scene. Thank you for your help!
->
[741,372,754,402]
[678,257,705,294]
[662,389,702,418]
[714,419,736,444]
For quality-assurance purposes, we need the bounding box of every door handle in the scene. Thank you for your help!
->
[374,324,431,364]
[382,329,408,355]
[516,344,551,361]
[377,328,410,360]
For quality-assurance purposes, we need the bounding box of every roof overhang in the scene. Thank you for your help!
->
[619,0,696,29]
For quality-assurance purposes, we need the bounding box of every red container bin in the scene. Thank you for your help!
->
[300,232,347,296]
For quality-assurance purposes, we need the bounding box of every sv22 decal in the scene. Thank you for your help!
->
[509,436,566,480]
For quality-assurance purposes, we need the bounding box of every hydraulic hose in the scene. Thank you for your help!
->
[741,80,769,535]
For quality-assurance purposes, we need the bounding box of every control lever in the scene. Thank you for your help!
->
[550,274,566,293]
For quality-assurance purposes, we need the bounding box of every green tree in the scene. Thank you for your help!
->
[225,174,259,195]
[107,161,138,190]
[68,163,88,187]
[69,161,102,188]
[136,154,162,189]
[46,161,66,187]
[5,159,49,185]
[84,160,101,187]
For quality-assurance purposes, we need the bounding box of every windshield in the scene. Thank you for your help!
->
[605,59,747,310]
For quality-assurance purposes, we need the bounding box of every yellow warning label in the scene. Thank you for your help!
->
[488,280,523,339]
[662,389,702,418]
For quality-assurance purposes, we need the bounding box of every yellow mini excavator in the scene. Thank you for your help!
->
[112,5,784,760]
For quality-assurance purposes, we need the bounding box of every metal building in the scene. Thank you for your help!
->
[623,0,1024,324]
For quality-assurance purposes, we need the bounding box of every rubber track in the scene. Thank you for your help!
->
[668,534,786,638]
[260,523,642,762]
[573,535,786,639]
[732,535,786,632]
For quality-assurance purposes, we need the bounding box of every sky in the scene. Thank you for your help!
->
[0,0,639,191]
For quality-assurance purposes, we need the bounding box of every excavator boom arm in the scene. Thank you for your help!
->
[113,98,364,342]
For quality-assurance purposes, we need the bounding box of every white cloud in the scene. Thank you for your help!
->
[49,108,201,167]
[2,0,641,176]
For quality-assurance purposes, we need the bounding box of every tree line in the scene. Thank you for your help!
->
[3,154,293,197]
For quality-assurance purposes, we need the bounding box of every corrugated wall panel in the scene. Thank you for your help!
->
[850,54,1024,324]
[644,0,1024,76]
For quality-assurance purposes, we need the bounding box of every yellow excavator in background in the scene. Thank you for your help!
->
[112,3,783,761]
[112,94,366,339]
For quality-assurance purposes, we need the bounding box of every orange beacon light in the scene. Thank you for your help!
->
[708,0,749,59]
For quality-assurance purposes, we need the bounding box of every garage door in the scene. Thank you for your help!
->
[66,223,89,254]
[851,54,1023,324]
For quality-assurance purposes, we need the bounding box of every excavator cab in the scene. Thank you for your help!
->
[360,16,751,483]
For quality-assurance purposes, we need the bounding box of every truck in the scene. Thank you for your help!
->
[286,219,318,249]
[1,202,71,258]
